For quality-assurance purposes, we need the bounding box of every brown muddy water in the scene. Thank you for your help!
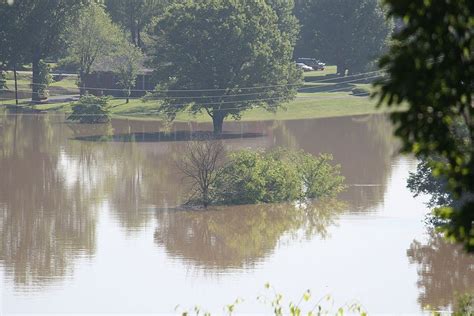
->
[0,113,473,314]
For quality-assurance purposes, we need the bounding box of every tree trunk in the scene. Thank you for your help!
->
[337,63,346,77]
[137,25,142,49]
[13,64,18,105]
[212,113,225,135]
[31,50,41,103]
[202,188,209,208]
[129,7,137,46]
[79,70,86,96]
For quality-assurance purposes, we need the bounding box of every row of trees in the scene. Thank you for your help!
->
[0,1,145,103]
[0,0,83,102]
[0,0,393,126]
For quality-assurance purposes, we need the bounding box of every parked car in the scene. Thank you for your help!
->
[296,58,325,71]
[296,62,313,72]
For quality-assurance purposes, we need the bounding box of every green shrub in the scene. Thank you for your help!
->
[294,151,346,199]
[453,293,474,316]
[37,60,52,99]
[212,148,344,205]
[67,95,111,124]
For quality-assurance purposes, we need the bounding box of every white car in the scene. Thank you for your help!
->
[296,63,313,72]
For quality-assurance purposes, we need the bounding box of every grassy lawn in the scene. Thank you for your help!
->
[4,65,400,122]
[32,87,395,123]
[302,65,337,78]
[3,71,79,92]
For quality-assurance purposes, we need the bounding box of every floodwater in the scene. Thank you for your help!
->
[0,113,473,314]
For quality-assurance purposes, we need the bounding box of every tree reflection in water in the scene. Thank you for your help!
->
[154,199,346,271]
[0,114,97,288]
[407,231,474,312]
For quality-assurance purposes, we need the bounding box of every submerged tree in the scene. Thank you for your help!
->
[178,145,345,207]
[375,0,473,251]
[177,139,226,208]
[148,0,301,134]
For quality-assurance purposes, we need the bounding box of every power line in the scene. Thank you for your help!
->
[15,68,384,92]
[0,90,379,117]
[0,73,384,100]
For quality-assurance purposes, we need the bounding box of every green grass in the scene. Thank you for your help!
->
[2,71,79,93]
[104,91,393,123]
[15,84,398,122]
[4,65,401,122]
[303,65,337,78]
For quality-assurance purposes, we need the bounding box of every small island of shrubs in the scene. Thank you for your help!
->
[179,140,346,208]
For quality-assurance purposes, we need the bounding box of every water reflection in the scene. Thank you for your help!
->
[271,116,397,212]
[154,200,346,271]
[0,115,97,288]
[0,113,400,290]
[407,231,474,311]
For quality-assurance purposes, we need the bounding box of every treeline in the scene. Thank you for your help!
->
[0,0,392,132]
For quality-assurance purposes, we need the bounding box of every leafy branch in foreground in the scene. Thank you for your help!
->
[374,0,474,251]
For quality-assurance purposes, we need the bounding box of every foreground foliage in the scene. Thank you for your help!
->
[67,95,111,124]
[176,283,367,316]
[375,0,474,252]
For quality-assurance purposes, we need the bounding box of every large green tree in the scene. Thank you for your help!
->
[295,0,392,75]
[1,0,84,102]
[375,0,473,251]
[149,0,301,134]
[66,2,124,95]
[112,42,144,103]
[0,0,32,103]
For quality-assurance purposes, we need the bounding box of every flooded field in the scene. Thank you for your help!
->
[0,113,473,314]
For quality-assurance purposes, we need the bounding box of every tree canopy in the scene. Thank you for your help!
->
[104,0,168,49]
[294,0,392,75]
[375,0,474,251]
[66,2,124,93]
[0,0,84,102]
[149,0,301,134]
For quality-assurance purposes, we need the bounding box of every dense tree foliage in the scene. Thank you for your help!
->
[294,0,392,75]
[65,2,124,94]
[0,0,28,70]
[36,60,52,100]
[0,0,84,102]
[113,42,144,103]
[67,95,111,124]
[375,0,473,251]
[104,0,167,49]
[149,0,301,134]
[179,144,345,207]
[407,158,453,209]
